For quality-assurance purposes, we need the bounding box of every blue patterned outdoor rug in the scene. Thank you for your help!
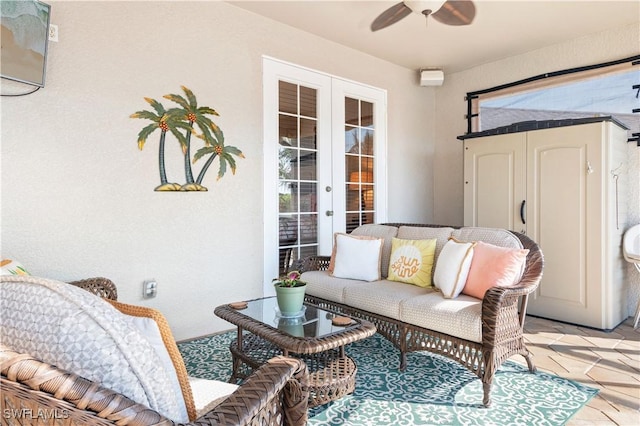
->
[178,332,597,425]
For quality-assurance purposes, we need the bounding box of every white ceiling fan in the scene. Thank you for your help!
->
[371,0,476,32]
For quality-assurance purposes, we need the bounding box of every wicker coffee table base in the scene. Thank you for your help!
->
[230,334,357,407]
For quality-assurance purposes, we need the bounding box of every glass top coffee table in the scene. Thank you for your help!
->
[214,296,376,407]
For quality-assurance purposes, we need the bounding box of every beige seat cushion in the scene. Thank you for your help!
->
[342,279,430,320]
[302,270,354,303]
[400,292,483,343]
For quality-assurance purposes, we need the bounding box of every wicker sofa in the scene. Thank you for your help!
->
[296,223,544,407]
[0,275,309,426]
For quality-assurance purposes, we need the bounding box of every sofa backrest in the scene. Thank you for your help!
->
[354,224,525,280]
[0,275,188,422]
[452,227,523,250]
[396,226,457,266]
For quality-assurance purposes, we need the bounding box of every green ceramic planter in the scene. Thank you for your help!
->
[274,284,306,316]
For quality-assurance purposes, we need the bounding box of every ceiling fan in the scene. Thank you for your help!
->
[371,0,476,32]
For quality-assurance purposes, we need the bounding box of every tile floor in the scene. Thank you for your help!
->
[513,316,639,425]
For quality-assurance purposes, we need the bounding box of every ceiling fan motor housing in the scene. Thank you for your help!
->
[405,0,447,15]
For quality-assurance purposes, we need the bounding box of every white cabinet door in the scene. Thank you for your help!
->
[526,124,603,327]
[463,133,526,231]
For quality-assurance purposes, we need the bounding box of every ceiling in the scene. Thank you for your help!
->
[228,0,640,73]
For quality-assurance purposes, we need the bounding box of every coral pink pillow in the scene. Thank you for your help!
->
[462,241,529,299]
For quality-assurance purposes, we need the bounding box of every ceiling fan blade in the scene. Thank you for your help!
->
[431,0,476,26]
[371,2,413,31]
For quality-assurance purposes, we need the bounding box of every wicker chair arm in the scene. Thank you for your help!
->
[293,256,332,273]
[481,231,544,348]
[192,356,309,426]
[1,345,309,426]
[483,281,538,301]
[68,277,118,300]
[0,344,170,426]
[482,231,544,302]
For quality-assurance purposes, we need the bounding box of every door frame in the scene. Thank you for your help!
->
[262,56,387,295]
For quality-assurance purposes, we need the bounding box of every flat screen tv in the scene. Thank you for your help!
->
[1,0,51,87]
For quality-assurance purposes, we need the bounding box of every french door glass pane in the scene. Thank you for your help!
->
[300,86,317,118]
[344,97,376,232]
[279,81,297,114]
[278,81,319,273]
[279,115,298,147]
[361,101,374,127]
[300,118,317,149]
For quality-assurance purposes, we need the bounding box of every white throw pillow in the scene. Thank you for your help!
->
[331,233,383,282]
[434,238,476,299]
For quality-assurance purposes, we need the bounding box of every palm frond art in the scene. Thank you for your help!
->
[193,123,245,185]
[131,87,243,191]
[129,98,180,190]
[163,86,222,189]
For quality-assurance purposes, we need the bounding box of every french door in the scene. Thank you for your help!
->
[263,58,387,294]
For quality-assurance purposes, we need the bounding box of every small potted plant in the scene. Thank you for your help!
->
[273,270,306,317]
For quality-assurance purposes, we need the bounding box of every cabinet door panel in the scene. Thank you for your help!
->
[536,146,585,302]
[463,133,526,230]
[526,125,602,327]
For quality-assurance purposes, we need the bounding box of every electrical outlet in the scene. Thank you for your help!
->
[143,280,157,299]
[48,24,58,42]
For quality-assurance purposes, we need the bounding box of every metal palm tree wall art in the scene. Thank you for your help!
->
[131,86,244,191]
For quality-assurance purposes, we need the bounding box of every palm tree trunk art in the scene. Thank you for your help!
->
[130,98,181,191]
[131,87,244,191]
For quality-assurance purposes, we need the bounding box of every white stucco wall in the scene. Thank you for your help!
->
[0,1,435,339]
[434,23,640,318]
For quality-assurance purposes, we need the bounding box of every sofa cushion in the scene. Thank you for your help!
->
[189,376,238,419]
[302,270,353,303]
[387,238,436,287]
[343,279,429,320]
[0,275,185,422]
[351,224,399,277]
[452,227,523,249]
[463,241,529,299]
[434,238,475,299]
[331,233,383,281]
[400,292,483,343]
[396,226,455,268]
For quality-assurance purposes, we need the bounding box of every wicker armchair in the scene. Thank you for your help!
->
[1,277,309,426]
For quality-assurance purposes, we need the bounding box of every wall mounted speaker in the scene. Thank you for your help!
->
[420,69,444,86]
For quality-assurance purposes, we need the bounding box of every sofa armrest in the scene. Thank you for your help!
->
[68,277,118,300]
[198,356,309,426]
[481,231,544,348]
[292,256,332,273]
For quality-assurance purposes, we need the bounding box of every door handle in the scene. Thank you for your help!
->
[520,200,526,225]
[325,210,334,216]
